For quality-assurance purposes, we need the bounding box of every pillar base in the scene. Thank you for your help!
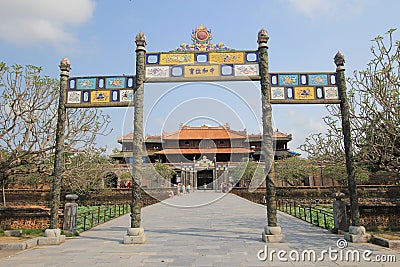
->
[123,228,146,244]
[38,229,65,245]
[344,226,371,243]
[262,226,284,243]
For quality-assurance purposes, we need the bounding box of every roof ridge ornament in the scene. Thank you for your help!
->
[173,25,233,52]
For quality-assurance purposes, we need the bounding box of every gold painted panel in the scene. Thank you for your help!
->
[184,65,220,77]
[209,52,244,64]
[294,87,315,100]
[159,53,195,65]
[91,90,110,103]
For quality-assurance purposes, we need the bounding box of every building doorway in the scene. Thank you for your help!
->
[197,170,213,190]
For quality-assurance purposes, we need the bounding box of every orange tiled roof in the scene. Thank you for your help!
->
[155,147,251,155]
[118,134,162,143]
[247,130,292,140]
[118,127,291,143]
[162,125,246,140]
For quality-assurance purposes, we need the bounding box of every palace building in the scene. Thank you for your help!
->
[111,124,296,189]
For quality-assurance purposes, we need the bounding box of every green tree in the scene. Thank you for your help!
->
[142,163,176,188]
[0,62,110,206]
[275,157,314,186]
[230,160,265,187]
[300,29,399,180]
[62,147,115,194]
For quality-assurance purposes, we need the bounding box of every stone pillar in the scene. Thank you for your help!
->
[332,192,348,234]
[213,157,218,191]
[258,28,282,243]
[62,194,79,235]
[49,58,69,230]
[334,52,369,243]
[124,32,147,244]
[194,171,198,190]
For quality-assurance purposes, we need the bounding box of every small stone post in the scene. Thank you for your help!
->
[335,52,370,243]
[258,28,283,243]
[63,194,79,235]
[332,192,348,234]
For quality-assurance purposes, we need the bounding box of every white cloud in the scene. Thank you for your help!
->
[0,0,95,50]
[284,0,368,19]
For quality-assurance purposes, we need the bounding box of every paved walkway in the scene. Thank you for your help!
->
[1,192,399,266]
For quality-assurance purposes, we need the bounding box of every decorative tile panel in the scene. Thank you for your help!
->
[146,66,170,78]
[77,78,96,90]
[67,76,135,107]
[234,64,259,76]
[294,87,315,100]
[67,91,81,104]
[308,74,328,86]
[324,87,339,99]
[271,87,285,100]
[184,65,220,77]
[279,74,299,86]
[91,91,110,103]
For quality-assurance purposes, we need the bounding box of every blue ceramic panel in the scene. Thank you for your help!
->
[171,66,184,77]
[111,90,119,102]
[195,53,208,63]
[329,74,337,85]
[309,74,328,86]
[270,74,279,86]
[105,77,125,89]
[146,54,159,64]
[82,91,90,102]
[299,74,308,85]
[126,77,135,88]
[221,64,234,76]
[68,78,77,89]
[245,52,258,62]
[286,87,294,99]
[279,74,298,86]
[77,78,97,90]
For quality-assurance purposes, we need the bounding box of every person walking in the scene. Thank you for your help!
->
[177,183,181,196]
[181,184,185,195]
[186,184,191,193]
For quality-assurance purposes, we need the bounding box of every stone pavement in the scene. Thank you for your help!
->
[1,191,399,266]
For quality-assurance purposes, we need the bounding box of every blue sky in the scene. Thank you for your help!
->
[1,0,399,155]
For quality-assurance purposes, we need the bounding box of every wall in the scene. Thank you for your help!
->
[0,207,63,230]
[231,186,400,231]
[1,188,169,230]
[357,205,400,231]
[3,188,169,207]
